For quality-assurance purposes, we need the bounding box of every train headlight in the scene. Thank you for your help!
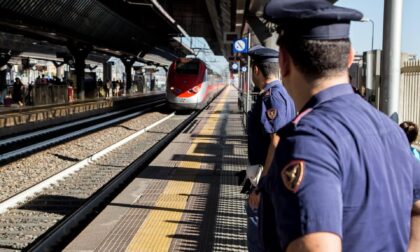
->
[191,86,200,93]
[170,86,175,90]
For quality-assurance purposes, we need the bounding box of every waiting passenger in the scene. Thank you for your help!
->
[25,83,34,106]
[35,75,41,85]
[40,74,48,85]
[105,79,111,99]
[12,78,24,106]
[400,121,420,160]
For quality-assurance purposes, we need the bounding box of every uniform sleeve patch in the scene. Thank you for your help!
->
[266,108,277,120]
[281,160,305,193]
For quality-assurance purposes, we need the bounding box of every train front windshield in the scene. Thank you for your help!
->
[175,61,199,75]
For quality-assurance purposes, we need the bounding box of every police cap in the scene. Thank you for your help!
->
[247,45,279,64]
[264,0,363,40]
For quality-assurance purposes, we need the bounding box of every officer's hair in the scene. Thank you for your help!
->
[400,121,419,144]
[253,62,279,79]
[277,36,351,82]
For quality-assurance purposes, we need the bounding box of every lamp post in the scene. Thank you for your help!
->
[361,18,375,51]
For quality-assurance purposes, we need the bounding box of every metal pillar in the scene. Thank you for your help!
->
[364,51,374,102]
[0,66,7,93]
[103,62,112,82]
[364,50,382,108]
[238,59,242,110]
[0,54,11,68]
[246,32,252,115]
[121,57,136,95]
[149,71,155,91]
[263,33,278,50]
[380,0,403,118]
[1,50,18,102]
[52,61,65,79]
[68,43,91,100]
[246,15,278,50]
[0,54,10,88]
[74,55,87,100]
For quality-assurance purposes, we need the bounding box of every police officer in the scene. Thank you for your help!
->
[245,45,295,251]
[259,0,420,251]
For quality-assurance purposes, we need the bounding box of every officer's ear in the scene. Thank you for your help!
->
[348,47,355,68]
[252,64,259,75]
[279,47,290,77]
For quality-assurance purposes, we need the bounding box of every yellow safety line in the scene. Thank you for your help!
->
[126,87,230,252]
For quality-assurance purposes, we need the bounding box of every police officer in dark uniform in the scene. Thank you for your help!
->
[245,45,295,251]
[259,0,420,251]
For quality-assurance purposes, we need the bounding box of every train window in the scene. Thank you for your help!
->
[176,61,199,74]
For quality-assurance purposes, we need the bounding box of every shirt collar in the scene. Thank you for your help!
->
[300,83,354,112]
[259,80,281,95]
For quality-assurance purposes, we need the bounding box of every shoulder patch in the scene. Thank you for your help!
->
[266,108,277,120]
[281,160,305,193]
[292,108,313,125]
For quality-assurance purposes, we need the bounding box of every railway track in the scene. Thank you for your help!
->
[0,98,166,165]
[0,105,201,251]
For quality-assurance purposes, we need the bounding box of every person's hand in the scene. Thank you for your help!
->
[248,190,260,210]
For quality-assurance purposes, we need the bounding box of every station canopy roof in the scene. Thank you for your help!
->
[180,37,229,76]
[0,0,191,59]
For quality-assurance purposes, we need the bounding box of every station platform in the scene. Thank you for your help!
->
[0,91,164,137]
[64,86,249,251]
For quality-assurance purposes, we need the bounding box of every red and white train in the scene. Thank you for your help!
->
[166,58,226,110]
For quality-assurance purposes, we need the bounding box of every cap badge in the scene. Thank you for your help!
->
[281,160,304,193]
[266,108,277,120]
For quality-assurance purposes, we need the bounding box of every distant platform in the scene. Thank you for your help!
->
[0,91,165,137]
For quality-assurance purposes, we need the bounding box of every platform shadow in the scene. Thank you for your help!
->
[138,165,239,186]
[17,194,85,216]
[108,203,246,219]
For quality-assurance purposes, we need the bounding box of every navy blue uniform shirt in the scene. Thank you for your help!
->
[247,80,296,165]
[263,84,420,251]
